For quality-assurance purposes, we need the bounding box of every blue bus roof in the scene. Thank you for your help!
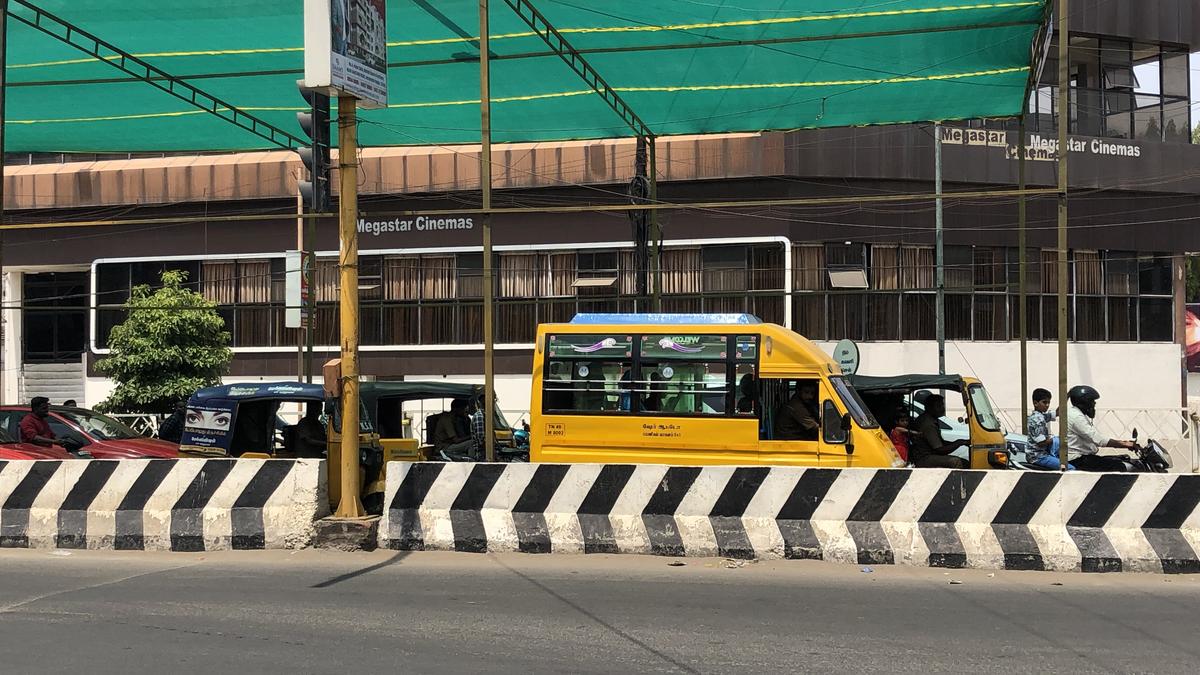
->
[569,313,761,325]
[189,382,326,401]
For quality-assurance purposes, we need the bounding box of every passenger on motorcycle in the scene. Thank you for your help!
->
[1066,385,1135,472]
[1026,388,1074,471]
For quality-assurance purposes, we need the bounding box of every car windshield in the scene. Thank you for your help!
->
[968,384,1002,432]
[830,377,879,429]
[57,410,141,440]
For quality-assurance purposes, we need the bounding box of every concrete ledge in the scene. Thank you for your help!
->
[0,458,327,551]
[379,462,1200,574]
[313,517,380,552]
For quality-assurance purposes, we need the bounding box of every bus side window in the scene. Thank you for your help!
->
[735,363,757,416]
[822,400,847,444]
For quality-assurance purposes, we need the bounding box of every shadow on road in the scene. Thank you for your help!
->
[311,551,411,588]
[492,556,700,675]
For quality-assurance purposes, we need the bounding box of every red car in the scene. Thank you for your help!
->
[0,405,178,459]
[0,427,72,459]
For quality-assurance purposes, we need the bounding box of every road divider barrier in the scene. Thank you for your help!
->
[0,458,326,551]
[381,462,1200,574]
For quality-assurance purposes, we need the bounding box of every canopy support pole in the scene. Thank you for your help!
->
[935,123,945,375]
[481,0,496,463]
[502,0,662,308]
[4,0,304,150]
[1018,117,1029,433]
[0,0,8,405]
[649,137,661,312]
[1055,0,1070,472]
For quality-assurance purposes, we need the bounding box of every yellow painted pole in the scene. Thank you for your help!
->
[336,95,365,517]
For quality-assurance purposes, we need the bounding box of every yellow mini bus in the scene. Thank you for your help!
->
[530,314,901,467]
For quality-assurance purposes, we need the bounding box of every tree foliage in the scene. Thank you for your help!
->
[96,270,232,414]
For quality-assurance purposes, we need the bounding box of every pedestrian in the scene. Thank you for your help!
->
[62,399,77,408]
[1026,388,1074,470]
[434,399,476,459]
[470,396,486,459]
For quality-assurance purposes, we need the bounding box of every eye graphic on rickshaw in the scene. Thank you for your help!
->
[186,410,203,426]
[212,413,231,429]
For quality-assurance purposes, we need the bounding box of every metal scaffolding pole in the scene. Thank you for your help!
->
[1055,0,1070,471]
[480,0,496,463]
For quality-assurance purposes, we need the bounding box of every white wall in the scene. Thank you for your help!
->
[820,341,1183,413]
[2,272,21,404]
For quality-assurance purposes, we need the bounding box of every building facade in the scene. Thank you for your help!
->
[1,3,1197,437]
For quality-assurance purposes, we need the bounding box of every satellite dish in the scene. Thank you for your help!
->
[833,339,860,375]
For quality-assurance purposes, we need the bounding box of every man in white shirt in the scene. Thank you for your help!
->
[1065,385,1135,472]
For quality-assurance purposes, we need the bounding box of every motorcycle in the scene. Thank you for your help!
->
[1008,428,1171,473]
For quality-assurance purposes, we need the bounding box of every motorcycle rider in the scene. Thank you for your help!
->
[1066,385,1136,472]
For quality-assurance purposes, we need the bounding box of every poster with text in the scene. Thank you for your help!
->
[305,0,388,108]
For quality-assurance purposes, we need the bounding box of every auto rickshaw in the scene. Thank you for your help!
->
[847,374,1011,469]
[360,380,522,462]
[178,382,386,513]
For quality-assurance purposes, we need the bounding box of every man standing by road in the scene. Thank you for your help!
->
[470,396,486,460]
[1066,385,1135,472]
[19,396,57,447]
[908,394,969,469]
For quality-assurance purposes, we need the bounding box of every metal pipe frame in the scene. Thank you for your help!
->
[5,0,305,150]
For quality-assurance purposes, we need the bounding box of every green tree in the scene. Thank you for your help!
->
[1193,123,1200,145]
[96,270,232,414]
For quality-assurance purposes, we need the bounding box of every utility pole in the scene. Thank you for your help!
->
[1055,0,1070,471]
[336,95,364,517]
[631,137,649,310]
[0,0,8,404]
[649,137,662,312]
[1018,116,1029,433]
[480,0,496,462]
[934,122,945,375]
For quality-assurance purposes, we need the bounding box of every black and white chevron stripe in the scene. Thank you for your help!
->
[0,459,323,551]
[381,463,1200,574]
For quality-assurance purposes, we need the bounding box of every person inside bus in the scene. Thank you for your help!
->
[774,380,819,441]
[642,373,666,412]
[736,373,758,415]
[909,394,969,469]
[434,398,477,459]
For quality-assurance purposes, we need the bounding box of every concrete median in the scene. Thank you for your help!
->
[0,458,326,551]
[380,462,1200,574]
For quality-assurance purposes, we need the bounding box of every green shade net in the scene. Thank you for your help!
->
[3,0,1047,152]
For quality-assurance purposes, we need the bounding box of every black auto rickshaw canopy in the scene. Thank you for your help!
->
[359,381,511,440]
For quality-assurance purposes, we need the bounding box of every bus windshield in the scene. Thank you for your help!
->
[830,377,879,429]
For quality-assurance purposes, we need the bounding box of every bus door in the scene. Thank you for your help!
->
[757,377,821,466]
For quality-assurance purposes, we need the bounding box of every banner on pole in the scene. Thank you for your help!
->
[286,250,303,329]
[304,0,388,108]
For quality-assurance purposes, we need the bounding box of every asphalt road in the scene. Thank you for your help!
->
[0,549,1197,674]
